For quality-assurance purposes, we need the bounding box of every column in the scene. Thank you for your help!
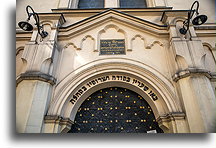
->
[16,14,65,133]
[169,22,216,132]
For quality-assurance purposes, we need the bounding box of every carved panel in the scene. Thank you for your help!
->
[97,24,127,52]
[131,35,145,51]
[81,35,95,51]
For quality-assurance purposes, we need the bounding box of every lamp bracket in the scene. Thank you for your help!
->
[179,1,207,35]
[19,5,48,38]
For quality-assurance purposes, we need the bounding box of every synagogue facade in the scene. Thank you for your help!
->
[16,0,216,133]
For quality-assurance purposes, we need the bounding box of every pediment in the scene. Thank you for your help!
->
[58,9,168,39]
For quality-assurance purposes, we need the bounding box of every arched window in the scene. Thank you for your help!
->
[120,0,147,8]
[78,0,104,9]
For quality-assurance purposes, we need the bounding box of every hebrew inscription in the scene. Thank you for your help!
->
[100,39,125,55]
[69,75,159,104]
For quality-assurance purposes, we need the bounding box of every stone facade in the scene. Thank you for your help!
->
[16,0,216,133]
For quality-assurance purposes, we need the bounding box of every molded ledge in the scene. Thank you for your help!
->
[44,115,73,124]
[157,112,186,133]
[16,72,57,86]
[172,68,214,82]
[44,115,74,133]
[157,112,186,122]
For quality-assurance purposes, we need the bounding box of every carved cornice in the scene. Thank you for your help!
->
[44,115,74,128]
[172,68,215,82]
[16,71,57,86]
[156,112,186,133]
[37,13,66,27]
[194,25,216,30]
[157,112,185,123]
[44,115,62,123]
[160,10,191,23]
[52,7,173,14]
[44,115,74,125]
[57,9,168,39]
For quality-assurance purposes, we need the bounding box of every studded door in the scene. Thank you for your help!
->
[68,87,163,133]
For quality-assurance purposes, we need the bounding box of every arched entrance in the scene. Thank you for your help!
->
[44,59,187,133]
[68,87,163,133]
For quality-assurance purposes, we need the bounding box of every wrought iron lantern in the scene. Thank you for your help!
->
[18,5,48,38]
[179,1,208,35]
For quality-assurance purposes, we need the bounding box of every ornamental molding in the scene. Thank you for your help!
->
[57,9,168,39]
[16,71,57,85]
[172,68,214,82]
[44,115,74,133]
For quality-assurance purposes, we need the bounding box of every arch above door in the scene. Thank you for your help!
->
[44,58,188,133]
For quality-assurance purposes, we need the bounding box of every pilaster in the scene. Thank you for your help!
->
[16,13,65,133]
[167,15,216,133]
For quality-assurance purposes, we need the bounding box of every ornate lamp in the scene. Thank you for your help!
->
[179,1,208,35]
[18,5,48,38]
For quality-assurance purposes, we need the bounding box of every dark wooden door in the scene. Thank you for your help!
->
[68,87,163,133]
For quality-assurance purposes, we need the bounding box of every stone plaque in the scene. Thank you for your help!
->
[100,39,125,55]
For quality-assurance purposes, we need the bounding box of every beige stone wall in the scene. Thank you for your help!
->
[56,23,169,82]
[166,0,215,23]
[16,0,216,133]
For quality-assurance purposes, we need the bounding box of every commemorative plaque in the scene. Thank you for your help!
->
[100,39,125,55]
